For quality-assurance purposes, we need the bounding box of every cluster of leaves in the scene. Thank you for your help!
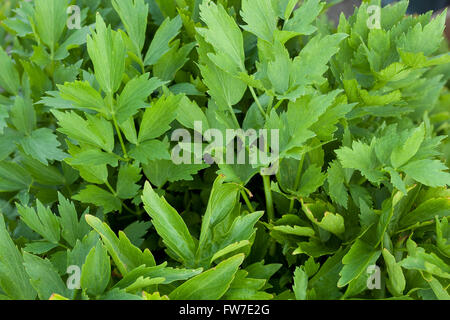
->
[0,0,448,300]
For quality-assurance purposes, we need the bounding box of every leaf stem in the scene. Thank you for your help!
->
[227,103,241,128]
[289,154,305,212]
[249,86,266,118]
[112,114,129,159]
[105,180,117,196]
[262,174,275,221]
[273,99,284,110]
[58,243,69,250]
[107,93,129,159]
[240,189,255,212]
[105,180,137,215]
[122,202,138,216]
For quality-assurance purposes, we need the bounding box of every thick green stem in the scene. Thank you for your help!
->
[262,174,274,221]
[289,155,305,212]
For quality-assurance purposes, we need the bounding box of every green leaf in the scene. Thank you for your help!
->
[119,118,138,145]
[143,160,208,188]
[24,242,59,255]
[295,164,326,197]
[273,225,315,237]
[198,60,247,110]
[428,276,450,300]
[336,140,385,184]
[0,161,32,192]
[197,1,245,73]
[241,0,278,43]
[293,266,308,300]
[210,240,250,264]
[23,252,70,300]
[246,261,282,280]
[34,0,68,52]
[397,10,446,56]
[382,248,405,297]
[100,288,143,300]
[391,123,425,168]
[142,181,196,265]
[302,202,345,236]
[57,81,107,114]
[20,155,65,186]
[0,46,20,94]
[66,148,120,167]
[115,264,202,288]
[400,159,450,188]
[20,128,67,165]
[73,185,122,214]
[123,221,152,247]
[0,108,8,135]
[338,240,381,287]
[116,165,142,199]
[85,215,156,276]
[197,177,240,257]
[112,0,148,57]
[385,167,407,195]
[400,239,450,279]
[266,41,292,94]
[53,111,115,153]
[116,74,166,123]
[87,14,126,94]
[399,198,450,229]
[67,231,100,271]
[0,214,36,300]
[153,41,196,82]
[144,16,182,66]
[65,143,108,185]
[81,241,111,296]
[327,160,349,209]
[17,200,61,244]
[129,139,171,164]
[57,192,88,248]
[124,276,165,293]
[291,33,347,88]
[138,94,182,143]
[54,27,91,60]
[10,97,36,135]
[168,254,244,300]
[223,270,271,300]
[436,217,450,257]
[283,0,324,36]
[176,96,210,131]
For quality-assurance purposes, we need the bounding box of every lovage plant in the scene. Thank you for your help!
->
[0,0,448,301]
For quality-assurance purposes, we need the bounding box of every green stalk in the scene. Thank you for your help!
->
[227,103,241,128]
[273,99,284,110]
[112,113,129,159]
[105,180,136,215]
[240,189,255,212]
[249,86,266,118]
[262,174,275,221]
[107,93,129,159]
[289,155,305,212]
[105,180,117,196]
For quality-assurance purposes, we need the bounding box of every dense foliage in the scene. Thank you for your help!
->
[0,0,449,300]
